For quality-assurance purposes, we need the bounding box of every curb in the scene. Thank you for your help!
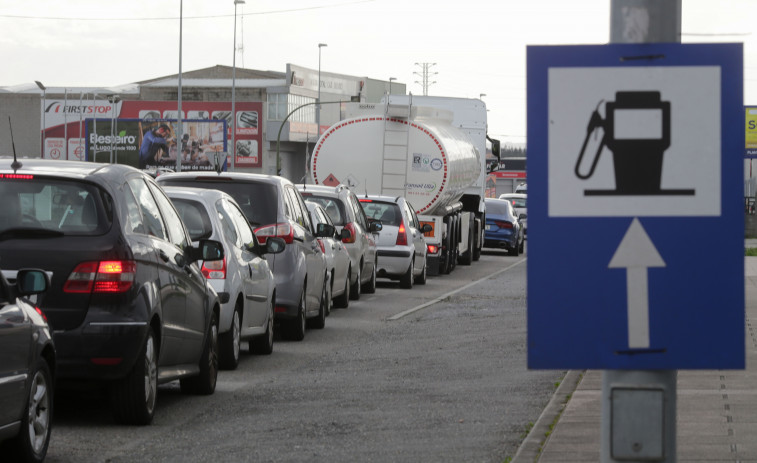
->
[511,370,583,463]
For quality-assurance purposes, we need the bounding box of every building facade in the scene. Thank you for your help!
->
[0,64,406,183]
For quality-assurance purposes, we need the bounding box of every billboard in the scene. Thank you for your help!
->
[747,106,757,157]
[41,99,262,168]
[85,119,227,172]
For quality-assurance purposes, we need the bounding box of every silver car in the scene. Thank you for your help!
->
[157,172,331,342]
[360,195,431,289]
[298,184,381,301]
[305,201,352,309]
[163,187,284,369]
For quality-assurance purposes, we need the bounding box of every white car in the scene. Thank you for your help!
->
[359,195,431,289]
[498,193,527,236]
[305,201,352,310]
[163,186,285,370]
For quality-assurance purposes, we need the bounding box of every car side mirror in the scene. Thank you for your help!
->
[315,223,336,238]
[519,213,527,220]
[264,237,286,255]
[369,221,382,233]
[187,239,224,263]
[16,269,49,296]
[421,224,433,233]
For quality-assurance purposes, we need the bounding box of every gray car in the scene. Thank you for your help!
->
[359,195,431,289]
[163,187,285,369]
[157,172,332,341]
[0,269,53,463]
[305,201,351,310]
[298,184,381,301]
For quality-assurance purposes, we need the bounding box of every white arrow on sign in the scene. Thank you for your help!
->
[608,218,666,349]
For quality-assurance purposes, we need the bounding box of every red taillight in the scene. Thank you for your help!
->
[201,257,227,279]
[64,260,136,294]
[342,222,357,244]
[427,244,438,255]
[359,199,373,203]
[494,220,514,229]
[34,306,47,322]
[396,221,408,246]
[255,222,294,244]
[316,238,326,253]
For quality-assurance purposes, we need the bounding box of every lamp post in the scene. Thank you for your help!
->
[176,0,184,172]
[107,95,121,164]
[231,0,245,172]
[389,77,396,95]
[35,81,46,157]
[316,43,327,136]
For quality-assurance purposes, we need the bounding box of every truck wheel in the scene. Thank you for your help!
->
[459,230,473,265]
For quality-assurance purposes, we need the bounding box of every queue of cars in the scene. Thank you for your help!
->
[0,156,524,461]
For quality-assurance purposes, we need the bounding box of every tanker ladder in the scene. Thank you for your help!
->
[380,94,413,198]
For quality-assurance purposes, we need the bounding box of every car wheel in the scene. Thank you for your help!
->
[362,260,377,294]
[285,288,307,341]
[180,311,219,395]
[509,242,520,257]
[333,269,350,308]
[309,276,328,329]
[519,236,525,254]
[400,259,414,289]
[219,304,241,370]
[326,272,333,316]
[111,327,157,425]
[7,358,53,463]
[415,259,427,285]
[349,265,361,301]
[250,297,274,355]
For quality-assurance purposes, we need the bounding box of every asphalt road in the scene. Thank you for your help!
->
[47,246,565,463]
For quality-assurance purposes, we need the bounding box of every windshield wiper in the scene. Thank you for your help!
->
[0,228,66,241]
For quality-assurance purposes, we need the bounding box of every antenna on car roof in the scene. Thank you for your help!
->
[8,117,22,171]
[364,179,368,198]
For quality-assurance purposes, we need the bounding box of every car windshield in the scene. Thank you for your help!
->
[486,200,513,217]
[170,198,213,241]
[300,194,346,225]
[360,201,401,226]
[159,178,278,227]
[0,177,112,236]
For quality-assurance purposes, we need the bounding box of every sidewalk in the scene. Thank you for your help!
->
[514,255,757,462]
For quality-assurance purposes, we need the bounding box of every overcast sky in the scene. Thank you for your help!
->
[1,0,755,145]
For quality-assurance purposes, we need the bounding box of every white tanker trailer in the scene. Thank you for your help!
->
[310,95,500,275]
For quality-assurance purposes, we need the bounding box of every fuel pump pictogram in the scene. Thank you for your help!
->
[575,91,694,196]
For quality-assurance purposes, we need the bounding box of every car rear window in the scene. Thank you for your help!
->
[360,201,401,226]
[0,176,112,235]
[170,198,213,241]
[159,178,278,227]
[486,200,512,216]
[300,193,347,225]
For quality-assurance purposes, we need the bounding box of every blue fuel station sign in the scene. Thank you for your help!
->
[526,43,744,369]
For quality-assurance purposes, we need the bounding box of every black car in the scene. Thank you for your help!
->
[0,268,53,463]
[0,158,224,425]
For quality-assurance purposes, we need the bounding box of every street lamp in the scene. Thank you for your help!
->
[107,95,121,164]
[177,0,184,172]
[316,43,327,136]
[231,0,245,172]
[389,77,396,95]
[35,81,46,157]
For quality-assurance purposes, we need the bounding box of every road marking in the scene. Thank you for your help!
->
[388,258,527,321]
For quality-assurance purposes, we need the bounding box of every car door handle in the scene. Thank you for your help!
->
[158,250,170,262]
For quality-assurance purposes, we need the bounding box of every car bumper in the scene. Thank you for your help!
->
[376,248,413,278]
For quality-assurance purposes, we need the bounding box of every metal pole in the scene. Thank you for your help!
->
[176,0,183,172]
[232,0,245,172]
[389,77,396,95]
[316,43,327,137]
[93,93,98,162]
[64,89,68,160]
[35,81,46,157]
[78,91,83,161]
[602,2,681,463]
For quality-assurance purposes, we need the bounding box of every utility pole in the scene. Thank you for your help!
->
[602,1,681,463]
[413,62,437,96]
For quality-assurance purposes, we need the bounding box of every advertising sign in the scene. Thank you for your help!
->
[747,106,757,157]
[41,99,262,168]
[527,43,744,370]
[86,119,227,172]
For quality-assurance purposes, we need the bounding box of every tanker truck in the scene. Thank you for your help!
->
[310,95,500,275]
